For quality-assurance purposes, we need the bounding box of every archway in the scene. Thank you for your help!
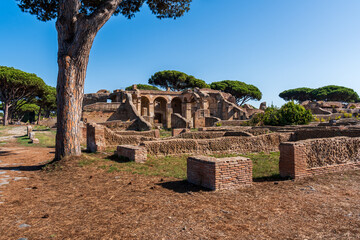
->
[154,97,167,125]
[171,97,182,115]
[140,96,150,116]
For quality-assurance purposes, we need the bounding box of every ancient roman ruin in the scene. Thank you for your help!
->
[82,87,360,190]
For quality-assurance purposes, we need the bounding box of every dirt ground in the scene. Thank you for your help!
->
[0,128,360,239]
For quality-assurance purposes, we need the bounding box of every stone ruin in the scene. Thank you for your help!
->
[81,87,360,190]
[82,86,265,130]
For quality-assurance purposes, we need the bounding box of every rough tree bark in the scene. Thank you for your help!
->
[55,0,121,160]
[3,102,9,126]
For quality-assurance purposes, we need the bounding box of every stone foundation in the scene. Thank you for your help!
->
[187,156,252,190]
[279,137,360,179]
[117,145,147,163]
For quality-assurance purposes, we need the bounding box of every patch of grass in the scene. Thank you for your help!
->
[159,129,172,138]
[17,129,56,148]
[212,152,281,180]
[79,151,280,181]
[33,125,51,131]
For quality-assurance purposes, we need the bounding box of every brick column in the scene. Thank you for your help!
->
[279,142,307,179]
[87,123,106,153]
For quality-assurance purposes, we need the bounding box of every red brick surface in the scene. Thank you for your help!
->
[117,145,147,163]
[187,156,252,190]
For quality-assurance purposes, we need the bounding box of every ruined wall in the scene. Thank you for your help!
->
[293,128,360,141]
[176,131,253,139]
[205,117,221,127]
[114,130,160,138]
[143,132,292,156]
[279,137,360,179]
[171,113,191,129]
[104,128,154,146]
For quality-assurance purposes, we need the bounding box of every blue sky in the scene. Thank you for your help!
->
[0,0,359,107]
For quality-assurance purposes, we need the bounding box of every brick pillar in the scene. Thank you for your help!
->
[87,123,106,153]
[279,142,307,179]
[166,103,172,129]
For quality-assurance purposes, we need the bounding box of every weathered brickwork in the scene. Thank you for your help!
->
[172,128,189,137]
[280,137,360,179]
[117,145,147,163]
[144,132,292,156]
[104,128,154,146]
[187,156,252,190]
[87,123,106,153]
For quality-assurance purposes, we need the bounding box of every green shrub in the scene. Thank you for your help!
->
[250,102,312,126]
[349,105,356,109]
[215,122,222,127]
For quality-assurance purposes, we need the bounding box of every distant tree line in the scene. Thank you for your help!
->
[0,66,56,125]
[279,85,359,103]
[128,70,262,106]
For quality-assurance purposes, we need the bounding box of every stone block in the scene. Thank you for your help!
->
[117,145,147,163]
[27,126,33,137]
[31,138,39,144]
[29,132,35,140]
[187,155,252,191]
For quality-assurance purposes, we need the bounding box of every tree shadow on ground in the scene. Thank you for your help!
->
[0,150,14,157]
[0,164,47,171]
[253,174,291,182]
[157,180,211,194]
[106,154,131,163]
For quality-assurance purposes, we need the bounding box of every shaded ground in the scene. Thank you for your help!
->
[0,126,359,239]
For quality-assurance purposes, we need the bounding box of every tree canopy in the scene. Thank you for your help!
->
[125,84,161,91]
[17,0,194,160]
[210,80,262,106]
[0,66,46,125]
[278,88,313,102]
[279,85,359,103]
[17,0,192,21]
[148,70,209,91]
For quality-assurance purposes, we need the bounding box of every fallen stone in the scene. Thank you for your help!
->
[31,138,39,144]
[18,223,31,228]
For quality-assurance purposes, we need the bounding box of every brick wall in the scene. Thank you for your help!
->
[280,137,360,179]
[293,128,360,141]
[87,123,106,153]
[187,156,252,190]
[144,132,292,156]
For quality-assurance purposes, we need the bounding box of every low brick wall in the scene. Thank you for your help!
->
[114,129,160,138]
[279,137,360,179]
[293,128,360,141]
[172,128,189,137]
[187,156,252,190]
[117,145,147,163]
[104,128,154,146]
[144,132,292,156]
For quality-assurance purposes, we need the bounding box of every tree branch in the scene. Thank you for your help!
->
[87,0,122,32]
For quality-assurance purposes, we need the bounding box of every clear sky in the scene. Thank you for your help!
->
[1,0,359,107]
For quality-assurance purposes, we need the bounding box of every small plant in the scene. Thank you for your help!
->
[313,117,320,122]
[343,113,352,118]
[320,118,326,122]
[335,115,341,120]
[215,122,222,127]
[349,104,356,109]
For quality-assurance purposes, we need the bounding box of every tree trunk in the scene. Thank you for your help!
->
[37,106,42,125]
[54,0,120,160]
[55,52,90,160]
[3,102,9,126]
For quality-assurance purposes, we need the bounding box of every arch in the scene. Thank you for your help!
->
[140,96,150,116]
[171,97,182,115]
[154,97,168,125]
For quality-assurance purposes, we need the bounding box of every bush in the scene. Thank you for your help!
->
[250,102,312,126]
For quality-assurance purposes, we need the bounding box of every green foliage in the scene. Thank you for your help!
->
[210,80,262,106]
[215,122,222,127]
[279,85,359,103]
[148,70,209,91]
[349,104,356,109]
[37,85,57,113]
[17,0,192,22]
[125,84,161,91]
[250,102,312,126]
[279,87,313,102]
